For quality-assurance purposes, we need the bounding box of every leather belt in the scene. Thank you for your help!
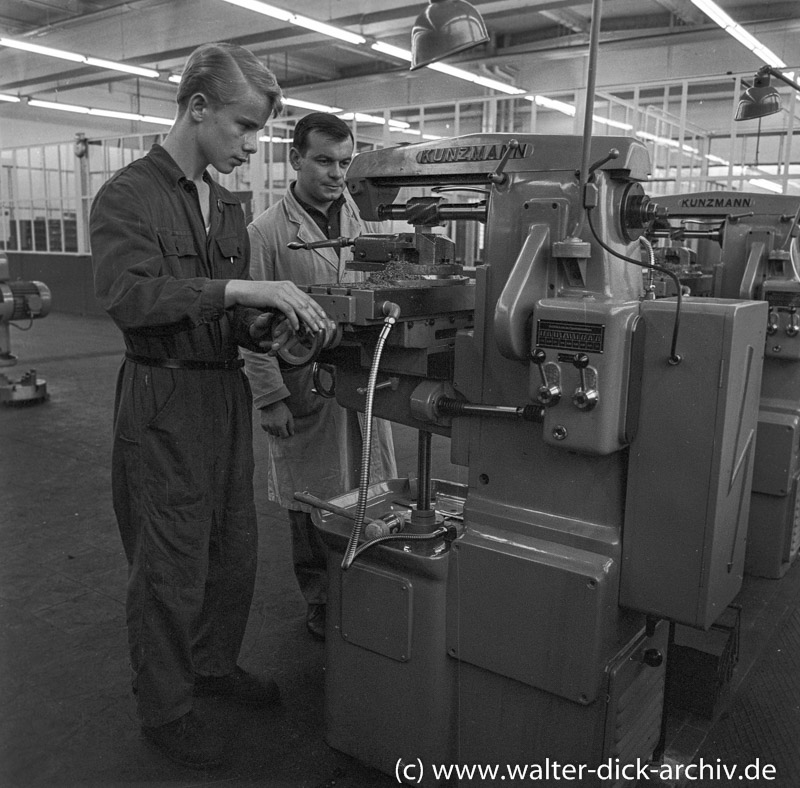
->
[125,352,244,371]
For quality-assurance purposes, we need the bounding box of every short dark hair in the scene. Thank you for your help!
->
[292,112,353,155]
[177,42,283,118]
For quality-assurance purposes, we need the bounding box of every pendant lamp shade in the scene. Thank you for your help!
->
[410,0,489,70]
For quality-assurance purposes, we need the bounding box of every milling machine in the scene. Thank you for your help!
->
[279,135,766,785]
[649,192,800,579]
[0,252,51,405]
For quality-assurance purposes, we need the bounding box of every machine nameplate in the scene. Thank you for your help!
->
[677,196,754,209]
[416,142,530,164]
[536,319,605,353]
[766,291,800,309]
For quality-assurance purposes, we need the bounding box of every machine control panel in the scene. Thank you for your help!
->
[532,299,639,455]
[763,281,800,359]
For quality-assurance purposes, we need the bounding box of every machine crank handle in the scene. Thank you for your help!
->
[287,237,355,251]
[357,377,399,395]
[294,491,357,521]
[294,491,404,540]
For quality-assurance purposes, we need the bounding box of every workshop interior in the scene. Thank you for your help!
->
[2,1,800,786]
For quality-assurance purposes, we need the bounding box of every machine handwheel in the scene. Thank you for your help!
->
[273,315,341,367]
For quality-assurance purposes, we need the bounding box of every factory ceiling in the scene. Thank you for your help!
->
[1,0,799,116]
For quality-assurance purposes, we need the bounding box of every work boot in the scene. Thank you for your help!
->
[142,711,226,769]
[194,666,280,707]
[306,603,326,641]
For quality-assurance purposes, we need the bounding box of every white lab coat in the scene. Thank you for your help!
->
[243,184,397,512]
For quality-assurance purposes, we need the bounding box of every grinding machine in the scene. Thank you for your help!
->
[647,192,800,579]
[277,134,767,785]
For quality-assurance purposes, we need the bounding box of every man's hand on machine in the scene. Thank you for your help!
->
[226,279,328,334]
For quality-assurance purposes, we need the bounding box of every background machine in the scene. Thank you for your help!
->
[282,134,767,785]
[650,193,800,579]
[0,251,51,405]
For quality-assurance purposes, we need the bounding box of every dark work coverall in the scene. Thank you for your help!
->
[90,144,268,727]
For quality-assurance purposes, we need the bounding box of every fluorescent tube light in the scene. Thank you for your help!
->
[27,98,172,125]
[28,99,90,114]
[337,112,411,128]
[284,97,343,113]
[635,130,699,154]
[219,0,292,21]
[140,115,174,126]
[528,95,576,116]
[0,37,84,62]
[748,178,783,193]
[427,62,524,94]
[0,36,160,78]
[689,0,786,68]
[0,93,21,103]
[371,42,413,62]
[594,116,633,131]
[219,1,365,45]
[373,38,524,94]
[290,15,365,45]
[84,57,159,79]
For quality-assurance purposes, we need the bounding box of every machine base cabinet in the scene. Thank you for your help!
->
[321,524,669,787]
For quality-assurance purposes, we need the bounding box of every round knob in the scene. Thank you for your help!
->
[642,648,663,668]
[538,384,560,405]
[573,388,599,410]
[573,353,590,369]
[531,348,546,364]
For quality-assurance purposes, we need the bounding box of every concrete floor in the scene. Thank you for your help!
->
[0,311,464,788]
[2,311,799,787]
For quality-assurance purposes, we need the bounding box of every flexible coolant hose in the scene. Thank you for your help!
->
[341,302,400,570]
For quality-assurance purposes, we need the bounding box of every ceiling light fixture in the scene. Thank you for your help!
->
[688,0,786,67]
[219,0,365,45]
[0,93,21,103]
[748,178,783,193]
[0,36,160,78]
[410,0,489,70]
[525,94,632,130]
[337,112,411,128]
[735,65,800,121]
[371,42,413,62]
[284,97,344,113]
[26,98,172,125]
[427,61,524,94]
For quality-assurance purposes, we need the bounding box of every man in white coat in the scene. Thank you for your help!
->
[243,113,397,640]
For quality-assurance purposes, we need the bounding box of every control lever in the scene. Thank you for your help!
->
[787,309,799,338]
[587,148,619,178]
[287,237,355,251]
[530,348,561,406]
[767,310,779,335]
[487,139,520,185]
[572,353,599,411]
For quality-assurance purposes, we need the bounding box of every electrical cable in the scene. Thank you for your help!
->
[586,206,683,364]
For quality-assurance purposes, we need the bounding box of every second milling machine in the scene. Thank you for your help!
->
[276,133,767,785]
[647,192,800,580]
